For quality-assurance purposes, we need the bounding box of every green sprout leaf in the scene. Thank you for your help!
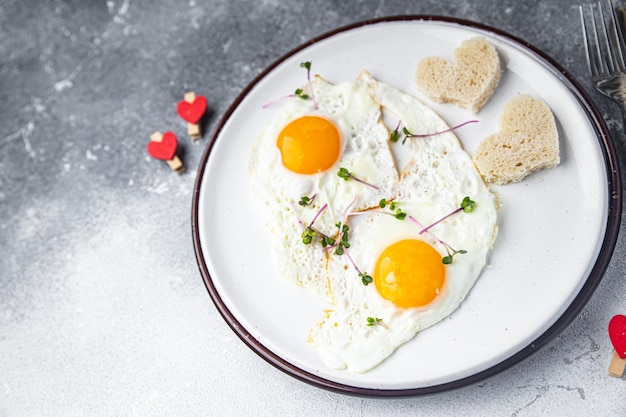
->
[294,88,309,100]
[390,129,400,143]
[298,195,315,206]
[366,317,388,329]
[337,167,351,181]
[460,196,476,213]
[389,120,402,143]
[301,227,315,245]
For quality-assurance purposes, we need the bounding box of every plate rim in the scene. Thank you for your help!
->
[191,15,622,397]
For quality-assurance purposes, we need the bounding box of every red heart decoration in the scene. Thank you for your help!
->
[609,314,626,358]
[177,95,207,124]
[146,131,178,161]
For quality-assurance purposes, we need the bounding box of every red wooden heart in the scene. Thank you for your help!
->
[146,131,178,161]
[609,314,626,358]
[177,95,207,124]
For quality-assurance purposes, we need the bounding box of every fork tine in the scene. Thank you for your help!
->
[581,4,600,78]
[597,2,615,74]
[607,0,626,70]
[580,1,626,79]
[581,5,591,72]
[582,1,626,130]
[598,0,626,73]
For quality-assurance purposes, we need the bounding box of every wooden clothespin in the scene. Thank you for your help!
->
[177,92,207,140]
[147,131,185,174]
[608,351,626,378]
[608,314,626,377]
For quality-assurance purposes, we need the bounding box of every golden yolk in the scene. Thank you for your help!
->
[276,116,341,174]
[374,239,445,308]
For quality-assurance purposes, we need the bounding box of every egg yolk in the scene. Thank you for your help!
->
[276,116,341,174]
[374,239,445,309]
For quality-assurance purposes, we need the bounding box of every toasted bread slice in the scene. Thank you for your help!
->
[416,36,501,113]
[473,94,560,185]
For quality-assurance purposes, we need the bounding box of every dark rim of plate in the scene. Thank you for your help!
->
[191,15,622,397]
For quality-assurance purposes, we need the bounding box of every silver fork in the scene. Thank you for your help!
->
[580,1,626,128]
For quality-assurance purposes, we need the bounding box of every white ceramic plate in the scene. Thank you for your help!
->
[192,16,621,396]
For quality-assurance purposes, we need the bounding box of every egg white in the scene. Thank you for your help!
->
[248,75,399,302]
[307,73,498,373]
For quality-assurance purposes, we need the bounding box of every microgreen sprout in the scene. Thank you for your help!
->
[407,214,468,265]
[298,194,317,206]
[301,225,336,247]
[344,248,373,286]
[442,248,467,265]
[413,196,475,263]
[300,204,334,246]
[261,61,317,108]
[379,198,406,220]
[391,120,479,144]
[366,317,388,329]
[298,206,350,254]
[301,226,336,247]
[333,222,350,255]
[419,196,476,235]
[379,198,398,211]
[337,167,380,190]
[300,61,318,109]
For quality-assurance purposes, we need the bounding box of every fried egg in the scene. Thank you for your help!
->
[307,73,498,373]
[248,75,399,302]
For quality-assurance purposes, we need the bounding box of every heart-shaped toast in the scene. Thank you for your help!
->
[473,94,560,185]
[609,315,626,358]
[415,36,501,114]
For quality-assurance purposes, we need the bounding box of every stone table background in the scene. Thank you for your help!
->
[2,0,626,416]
